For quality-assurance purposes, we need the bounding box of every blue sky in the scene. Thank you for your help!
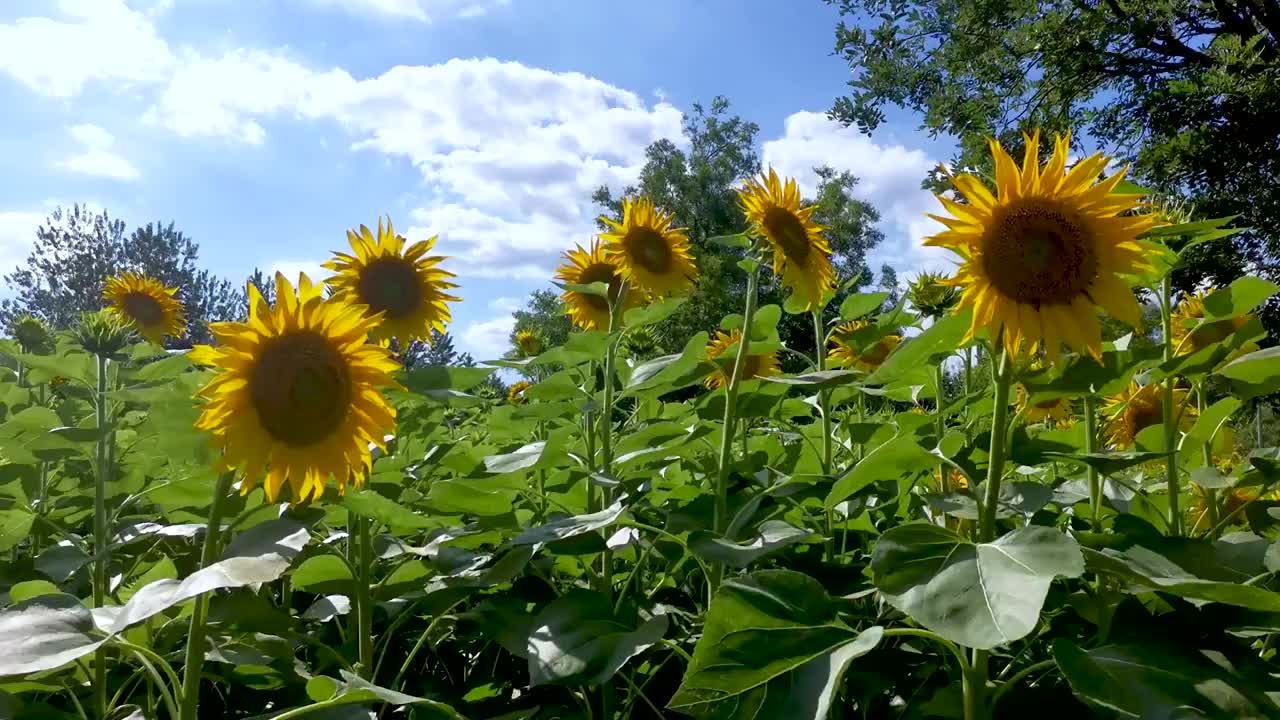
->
[0,0,955,359]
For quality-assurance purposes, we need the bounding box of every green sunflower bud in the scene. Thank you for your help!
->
[74,310,133,358]
[909,271,961,319]
[8,314,53,354]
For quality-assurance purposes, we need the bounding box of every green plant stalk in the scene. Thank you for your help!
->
[178,471,233,720]
[1161,276,1182,535]
[1196,380,1219,528]
[598,290,628,720]
[1085,394,1102,530]
[969,346,1013,720]
[934,360,948,496]
[356,513,375,678]
[710,263,760,597]
[813,311,837,562]
[92,353,110,720]
[584,361,599,514]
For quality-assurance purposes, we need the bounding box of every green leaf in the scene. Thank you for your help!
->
[826,434,936,508]
[426,480,513,516]
[669,570,881,716]
[0,593,104,675]
[1203,276,1280,319]
[556,280,608,297]
[866,311,969,385]
[340,489,433,530]
[1054,640,1278,718]
[526,590,668,686]
[1184,396,1242,448]
[762,369,862,388]
[484,440,549,474]
[709,233,751,249]
[839,292,889,321]
[402,366,495,393]
[624,295,687,329]
[689,520,813,568]
[1084,546,1280,611]
[1217,347,1280,399]
[133,351,194,382]
[0,508,34,552]
[1148,215,1236,239]
[272,671,465,718]
[1043,450,1168,476]
[624,332,709,395]
[8,580,60,603]
[512,501,627,547]
[871,524,1084,649]
[291,556,354,594]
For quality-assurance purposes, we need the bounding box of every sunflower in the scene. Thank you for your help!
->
[1188,485,1256,534]
[1171,290,1258,358]
[909,271,961,319]
[514,330,543,357]
[599,197,697,297]
[508,380,533,405]
[555,240,643,331]
[103,272,185,345]
[324,216,460,345]
[827,320,901,373]
[190,273,400,505]
[932,467,969,493]
[704,328,781,390]
[1014,384,1073,424]
[1101,381,1198,450]
[926,131,1157,360]
[738,168,836,311]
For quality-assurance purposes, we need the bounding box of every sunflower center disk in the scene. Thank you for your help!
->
[1129,399,1163,435]
[762,207,811,263]
[984,202,1097,306]
[250,331,353,448]
[122,292,166,326]
[625,228,673,274]
[358,258,423,319]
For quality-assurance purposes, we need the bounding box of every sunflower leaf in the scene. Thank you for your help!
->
[556,281,609,297]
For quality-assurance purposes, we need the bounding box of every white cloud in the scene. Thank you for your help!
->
[312,0,511,21]
[0,0,173,97]
[59,124,140,181]
[460,314,515,361]
[0,211,45,276]
[488,296,522,313]
[762,111,954,279]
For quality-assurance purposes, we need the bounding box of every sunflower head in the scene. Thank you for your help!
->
[103,272,185,345]
[932,467,969,493]
[514,330,544,358]
[1101,381,1198,450]
[324,216,461,345]
[1171,290,1257,358]
[190,272,400,505]
[508,380,533,405]
[926,130,1158,361]
[599,197,697,298]
[1188,484,1255,534]
[8,314,53,354]
[555,240,643,331]
[621,325,661,359]
[738,168,835,311]
[703,328,781,390]
[827,320,901,373]
[1014,384,1073,425]
[909,271,961,319]
[74,310,133,357]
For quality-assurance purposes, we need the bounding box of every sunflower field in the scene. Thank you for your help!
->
[2,131,1280,720]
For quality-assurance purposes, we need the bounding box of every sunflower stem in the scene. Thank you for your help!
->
[1197,380,1220,530]
[1161,276,1182,535]
[598,289,626,720]
[813,311,836,562]
[1085,394,1102,531]
[709,262,760,598]
[979,347,1013,543]
[179,471,233,720]
[934,359,949,504]
[356,513,375,678]
[92,353,111,720]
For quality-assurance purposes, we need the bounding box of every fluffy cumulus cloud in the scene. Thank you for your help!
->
[460,314,515,361]
[0,210,46,277]
[762,112,954,279]
[312,0,511,21]
[59,124,140,181]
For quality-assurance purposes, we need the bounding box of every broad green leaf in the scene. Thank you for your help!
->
[402,366,495,393]
[1183,396,1242,448]
[1054,640,1278,718]
[709,233,750,249]
[668,570,879,716]
[1148,215,1236,239]
[871,524,1084,649]
[426,480,514,516]
[340,489,433,530]
[624,295,686,328]
[526,590,668,686]
[132,351,194,382]
[9,580,60,603]
[866,310,969,385]
[484,440,549,474]
[689,521,813,568]
[302,595,352,622]
[557,280,608,296]
[1202,276,1280,319]
[0,593,104,676]
[268,671,466,718]
[291,556,354,594]
[1043,450,1168,476]
[1217,347,1280,399]
[512,501,627,547]
[826,434,936,508]
[762,369,861,388]
[0,508,34,552]
[624,332,709,395]
[839,292,889,321]
[1084,546,1280,611]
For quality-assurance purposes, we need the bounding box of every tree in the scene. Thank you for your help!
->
[509,289,573,352]
[1,205,243,346]
[825,0,1280,333]
[396,331,474,370]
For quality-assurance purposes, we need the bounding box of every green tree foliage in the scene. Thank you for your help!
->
[510,289,573,353]
[825,0,1280,332]
[1,205,242,346]
[396,331,475,370]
